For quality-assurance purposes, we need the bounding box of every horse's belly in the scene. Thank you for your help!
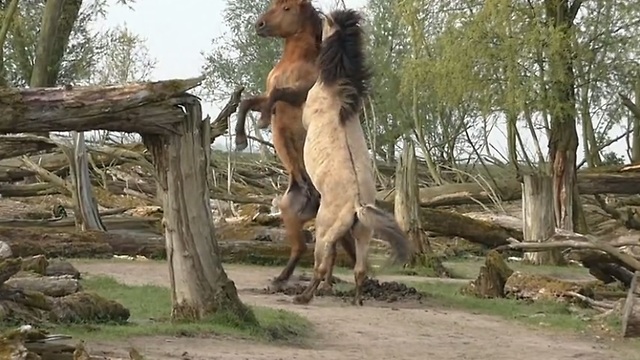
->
[303,130,358,198]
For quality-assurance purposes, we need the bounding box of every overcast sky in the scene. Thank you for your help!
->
[95,0,630,163]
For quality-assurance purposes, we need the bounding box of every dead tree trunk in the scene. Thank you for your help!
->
[70,131,105,231]
[394,139,447,276]
[545,0,585,233]
[622,271,640,338]
[522,174,563,265]
[142,99,256,324]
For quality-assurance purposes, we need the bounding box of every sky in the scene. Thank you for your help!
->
[95,0,632,165]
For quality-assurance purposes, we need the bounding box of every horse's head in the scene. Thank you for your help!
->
[255,0,323,40]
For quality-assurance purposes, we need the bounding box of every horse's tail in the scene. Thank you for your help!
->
[318,9,372,125]
[354,203,412,265]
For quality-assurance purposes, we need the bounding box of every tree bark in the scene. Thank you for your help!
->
[0,0,20,86]
[522,174,563,265]
[0,76,204,134]
[28,0,66,138]
[395,139,424,256]
[622,271,640,338]
[394,139,447,275]
[142,100,256,323]
[545,0,582,233]
[632,80,640,162]
[70,131,106,231]
[47,0,82,86]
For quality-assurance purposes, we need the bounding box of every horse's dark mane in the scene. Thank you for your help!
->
[317,9,372,124]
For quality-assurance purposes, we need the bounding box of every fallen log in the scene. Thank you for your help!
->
[0,135,58,160]
[377,170,640,208]
[45,260,80,279]
[0,77,204,135]
[498,229,640,287]
[0,215,159,231]
[376,200,521,247]
[0,226,352,266]
[622,271,640,338]
[504,271,601,301]
[5,276,80,297]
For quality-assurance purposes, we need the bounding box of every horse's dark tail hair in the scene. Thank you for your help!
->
[317,9,372,125]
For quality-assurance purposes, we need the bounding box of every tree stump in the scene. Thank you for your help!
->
[394,139,448,276]
[522,174,564,265]
[463,250,514,298]
[143,100,256,324]
[622,271,640,338]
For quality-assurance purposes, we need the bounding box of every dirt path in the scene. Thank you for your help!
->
[73,261,634,360]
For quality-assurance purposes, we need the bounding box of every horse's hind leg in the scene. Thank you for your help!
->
[351,222,373,306]
[294,207,354,305]
[319,233,356,293]
[270,189,315,291]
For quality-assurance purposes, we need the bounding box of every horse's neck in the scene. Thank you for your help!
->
[281,33,319,63]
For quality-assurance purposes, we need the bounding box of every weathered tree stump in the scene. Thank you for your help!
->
[522,174,564,265]
[393,139,448,276]
[463,250,514,298]
[622,271,640,338]
[143,100,255,323]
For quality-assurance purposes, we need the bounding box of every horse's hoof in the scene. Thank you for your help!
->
[351,297,364,306]
[235,136,248,151]
[235,142,248,152]
[293,294,312,305]
[317,283,333,296]
[267,279,287,293]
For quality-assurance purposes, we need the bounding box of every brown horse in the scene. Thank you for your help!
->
[234,0,356,291]
[276,9,412,306]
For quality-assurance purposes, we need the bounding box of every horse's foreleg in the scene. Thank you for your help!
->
[259,81,315,128]
[235,96,267,151]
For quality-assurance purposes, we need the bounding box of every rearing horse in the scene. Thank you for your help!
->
[233,0,356,291]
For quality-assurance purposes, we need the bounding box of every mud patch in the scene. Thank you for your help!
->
[257,275,425,303]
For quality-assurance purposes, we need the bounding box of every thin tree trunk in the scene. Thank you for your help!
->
[70,131,106,231]
[633,79,640,162]
[0,0,20,86]
[545,0,584,233]
[394,138,448,276]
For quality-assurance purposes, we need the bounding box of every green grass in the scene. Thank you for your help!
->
[56,276,312,344]
[327,255,593,281]
[407,281,603,332]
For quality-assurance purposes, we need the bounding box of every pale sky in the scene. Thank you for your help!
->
[96,0,631,165]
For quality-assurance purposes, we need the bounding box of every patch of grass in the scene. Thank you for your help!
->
[56,276,311,344]
[409,280,600,332]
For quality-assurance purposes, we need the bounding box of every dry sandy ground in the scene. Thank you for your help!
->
[71,261,637,360]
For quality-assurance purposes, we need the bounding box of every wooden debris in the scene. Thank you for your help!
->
[462,250,514,298]
[622,271,640,337]
[504,272,596,301]
[5,276,80,297]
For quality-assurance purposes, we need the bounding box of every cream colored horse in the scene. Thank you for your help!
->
[268,9,412,306]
